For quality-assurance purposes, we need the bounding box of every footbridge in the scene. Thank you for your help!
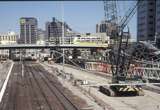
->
[0,44,108,49]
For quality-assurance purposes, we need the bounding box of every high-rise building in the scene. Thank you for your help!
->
[45,17,72,44]
[96,20,118,39]
[156,0,160,35]
[0,31,18,45]
[137,0,156,41]
[37,28,46,45]
[19,17,38,44]
[96,21,107,33]
[0,31,18,58]
[37,29,46,41]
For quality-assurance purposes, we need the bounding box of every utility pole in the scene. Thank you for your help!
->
[61,2,65,71]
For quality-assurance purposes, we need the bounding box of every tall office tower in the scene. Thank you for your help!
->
[19,17,38,44]
[96,20,118,39]
[45,17,72,44]
[96,21,107,33]
[156,0,160,35]
[155,0,160,48]
[137,0,156,41]
[37,29,46,41]
[36,28,46,45]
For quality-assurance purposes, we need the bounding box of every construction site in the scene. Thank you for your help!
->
[0,0,160,110]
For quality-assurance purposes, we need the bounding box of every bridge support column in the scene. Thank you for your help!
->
[9,49,12,59]
[50,48,55,59]
[72,48,81,59]
[50,51,53,59]
[90,48,97,55]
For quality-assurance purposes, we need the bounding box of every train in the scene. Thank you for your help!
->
[12,51,38,61]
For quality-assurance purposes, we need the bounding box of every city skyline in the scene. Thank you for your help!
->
[0,1,136,39]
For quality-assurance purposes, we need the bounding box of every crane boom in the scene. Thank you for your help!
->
[104,0,142,83]
[101,0,144,97]
[104,0,117,23]
[118,1,140,32]
[114,1,141,83]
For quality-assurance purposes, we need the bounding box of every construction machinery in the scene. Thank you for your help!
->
[100,0,144,96]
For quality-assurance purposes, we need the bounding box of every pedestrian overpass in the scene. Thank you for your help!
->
[0,44,108,59]
[0,44,108,49]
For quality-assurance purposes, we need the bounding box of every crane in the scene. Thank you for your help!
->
[103,0,140,38]
[113,1,141,83]
[103,0,118,39]
[104,0,117,23]
[100,0,144,96]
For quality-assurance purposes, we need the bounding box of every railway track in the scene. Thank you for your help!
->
[0,62,81,110]
[33,64,79,109]
[27,62,79,110]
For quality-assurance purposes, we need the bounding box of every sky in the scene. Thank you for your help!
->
[0,1,137,39]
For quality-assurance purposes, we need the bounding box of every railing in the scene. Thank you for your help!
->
[134,67,160,80]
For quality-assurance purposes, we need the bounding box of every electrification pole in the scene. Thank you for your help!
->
[61,2,65,71]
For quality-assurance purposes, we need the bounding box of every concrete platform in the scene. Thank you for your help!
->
[43,62,111,85]
[0,61,12,90]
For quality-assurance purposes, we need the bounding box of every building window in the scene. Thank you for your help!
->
[140,35,144,38]
[157,25,160,28]
[149,15,153,18]
[138,22,145,26]
[149,2,154,5]
[149,28,154,31]
[149,9,153,12]
[149,21,153,24]
[139,16,145,20]
[139,10,146,14]
[138,28,144,31]
[157,11,160,14]
[157,3,160,7]
[157,18,160,21]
